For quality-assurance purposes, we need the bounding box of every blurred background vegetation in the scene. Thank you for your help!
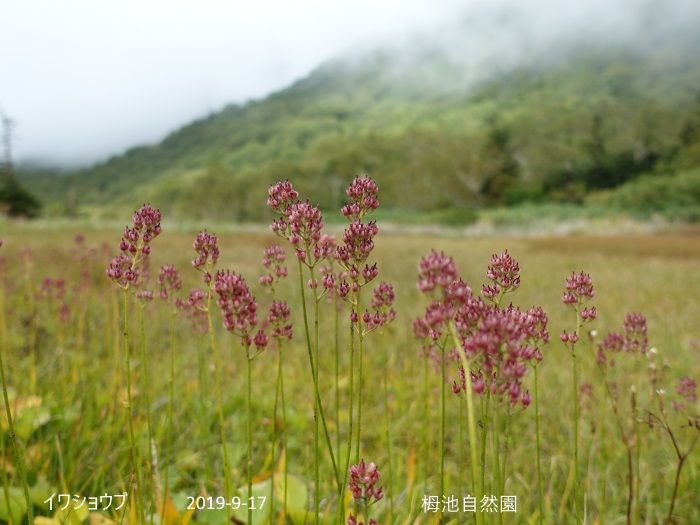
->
[10,6,700,226]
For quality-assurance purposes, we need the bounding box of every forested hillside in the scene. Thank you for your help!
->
[23,7,700,222]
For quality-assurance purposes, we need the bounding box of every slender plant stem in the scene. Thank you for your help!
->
[383,356,395,524]
[667,455,685,524]
[206,295,232,521]
[297,261,340,522]
[534,365,544,525]
[449,322,481,525]
[138,305,155,525]
[122,292,145,524]
[339,301,356,525]
[160,312,176,524]
[313,272,321,523]
[281,345,288,520]
[572,312,582,521]
[440,340,446,524]
[0,280,33,524]
[355,290,364,463]
[246,348,253,525]
[335,302,340,466]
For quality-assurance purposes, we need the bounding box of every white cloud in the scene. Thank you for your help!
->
[0,0,465,165]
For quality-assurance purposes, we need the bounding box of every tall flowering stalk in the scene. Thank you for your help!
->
[560,271,596,521]
[260,244,292,521]
[336,176,380,464]
[106,203,162,523]
[214,269,268,525]
[190,230,235,515]
[415,250,547,525]
[157,264,182,522]
[268,180,339,522]
[0,240,34,524]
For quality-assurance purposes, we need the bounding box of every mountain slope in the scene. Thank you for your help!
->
[24,4,700,221]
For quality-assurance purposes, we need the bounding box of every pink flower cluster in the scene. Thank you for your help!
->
[482,250,520,300]
[341,175,379,219]
[562,271,595,306]
[176,288,209,334]
[348,459,383,504]
[268,181,326,267]
[259,244,288,287]
[415,250,548,407]
[266,179,298,213]
[192,231,220,283]
[597,312,649,365]
[417,250,459,294]
[158,265,182,300]
[214,270,266,349]
[267,300,293,341]
[39,277,66,301]
[107,204,162,289]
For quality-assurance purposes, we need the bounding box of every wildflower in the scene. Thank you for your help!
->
[192,231,220,282]
[677,377,697,402]
[348,460,383,504]
[158,265,182,300]
[267,300,293,341]
[107,204,162,290]
[341,175,379,219]
[176,288,208,334]
[136,290,154,302]
[417,250,459,294]
[267,180,299,213]
[623,312,648,353]
[260,244,288,288]
[214,270,262,348]
[338,221,378,265]
[482,250,520,299]
[561,271,595,306]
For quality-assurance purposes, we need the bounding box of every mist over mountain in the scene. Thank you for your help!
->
[20,0,700,222]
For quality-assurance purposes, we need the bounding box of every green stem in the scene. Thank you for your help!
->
[138,305,155,524]
[281,346,288,520]
[440,340,446,524]
[449,322,481,525]
[534,366,544,525]
[355,287,364,463]
[123,292,145,525]
[572,312,582,522]
[297,261,339,522]
[384,353,395,524]
[246,347,253,525]
[339,303,356,525]
[160,313,176,524]
[0,279,33,524]
[206,295,232,520]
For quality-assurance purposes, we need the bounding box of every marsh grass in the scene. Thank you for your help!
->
[0,226,697,523]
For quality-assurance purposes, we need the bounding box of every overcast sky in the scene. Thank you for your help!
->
[2,0,694,166]
[1,0,470,166]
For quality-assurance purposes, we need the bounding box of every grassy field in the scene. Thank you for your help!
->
[0,220,698,524]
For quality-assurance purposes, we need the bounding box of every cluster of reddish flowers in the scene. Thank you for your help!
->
[597,312,649,365]
[158,265,182,301]
[347,459,383,525]
[414,250,548,407]
[192,230,220,283]
[107,204,162,289]
[268,181,326,266]
[560,271,597,347]
[259,244,288,288]
[214,270,266,351]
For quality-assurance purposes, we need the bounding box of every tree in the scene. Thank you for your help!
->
[0,111,42,218]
